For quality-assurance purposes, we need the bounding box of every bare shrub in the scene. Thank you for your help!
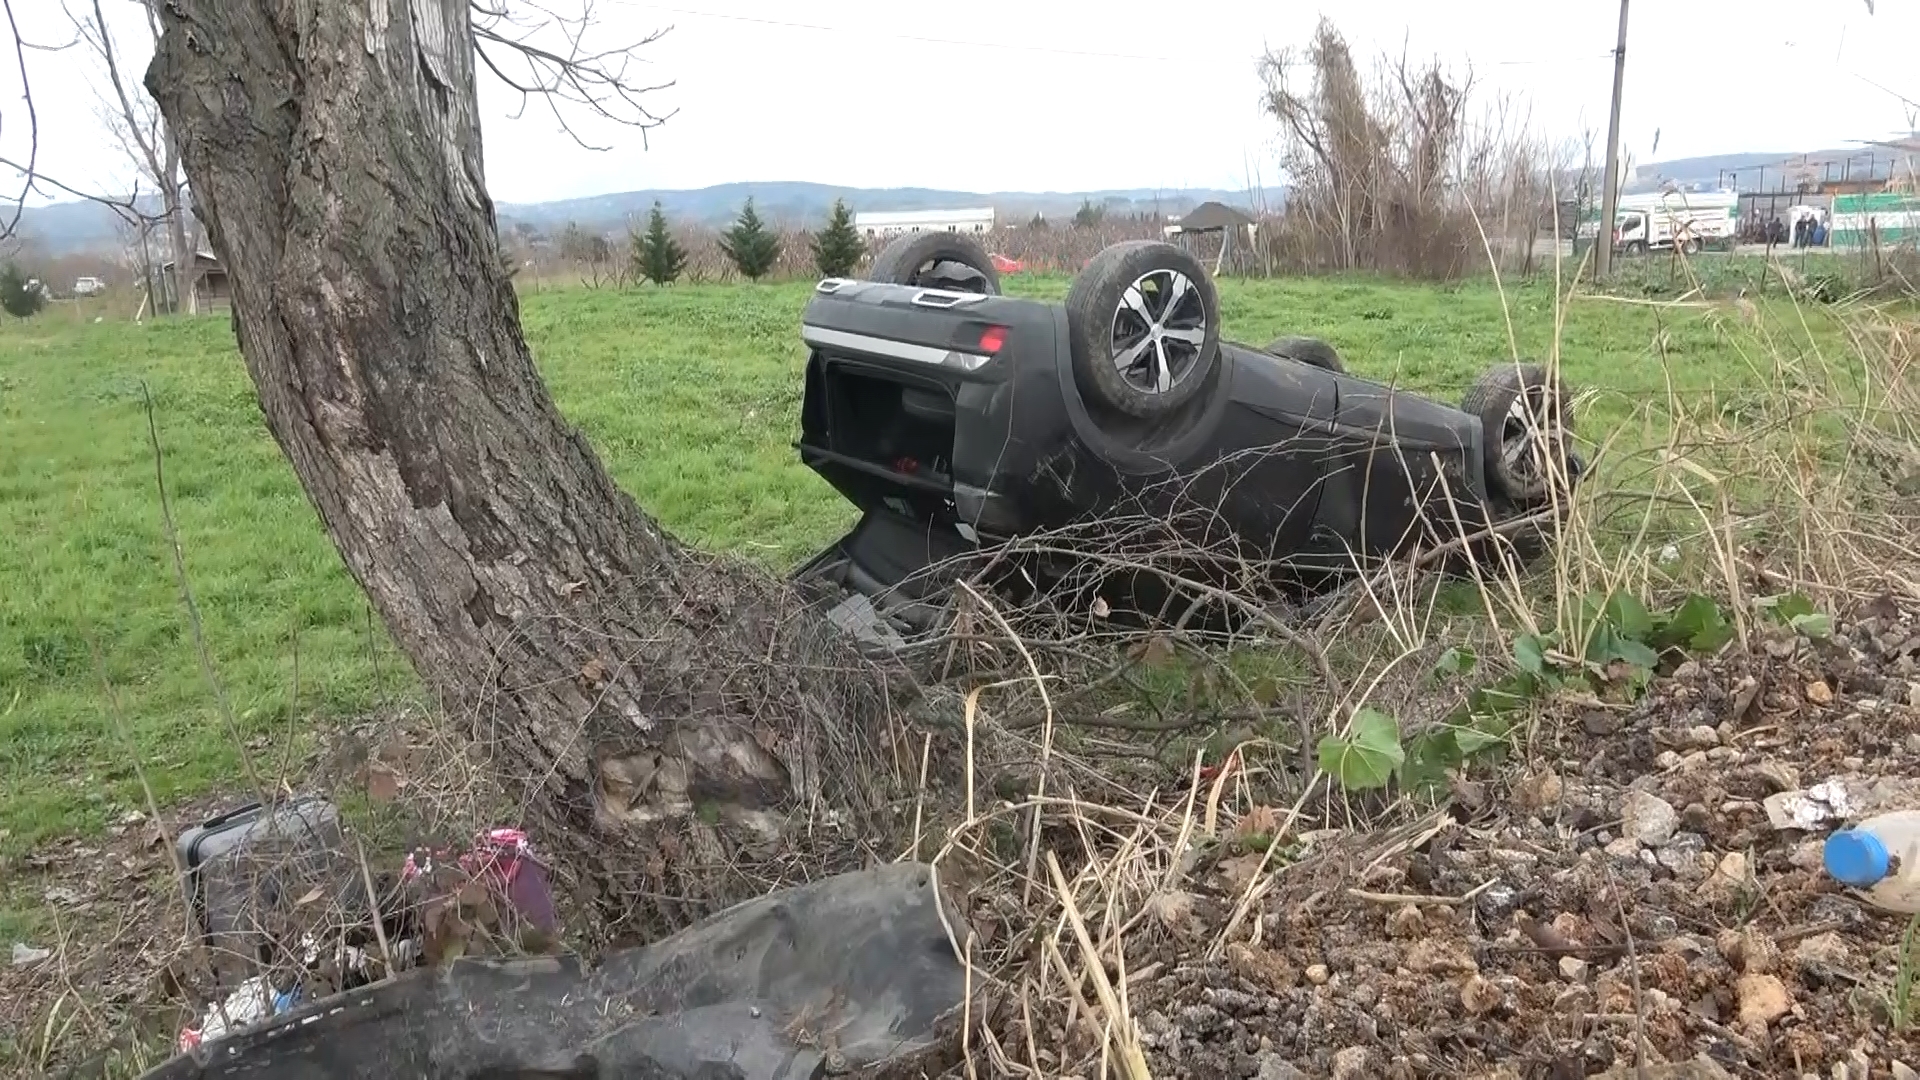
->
[1259,19,1590,280]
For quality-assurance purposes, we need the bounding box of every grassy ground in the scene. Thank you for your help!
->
[0,268,1854,868]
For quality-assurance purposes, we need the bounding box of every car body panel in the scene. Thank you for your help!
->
[794,277,1517,612]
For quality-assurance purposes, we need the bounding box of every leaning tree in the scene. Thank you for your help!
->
[144,0,902,936]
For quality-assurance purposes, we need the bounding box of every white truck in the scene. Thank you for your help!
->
[1611,190,1740,255]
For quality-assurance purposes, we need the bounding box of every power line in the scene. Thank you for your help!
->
[609,2,1179,62]
[612,2,1618,70]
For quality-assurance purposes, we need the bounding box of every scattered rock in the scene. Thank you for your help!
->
[1794,933,1852,980]
[42,886,82,907]
[1559,955,1589,981]
[1583,711,1624,736]
[1460,973,1503,1015]
[1807,680,1835,705]
[1404,938,1477,975]
[11,942,51,968]
[1554,985,1595,1014]
[1385,904,1424,939]
[1891,1061,1917,1080]
[1622,791,1680,847]
[1331,1046,1373,1080]
[1686,724,1721,748]
[1515,768,1563,813]
[1256,1056,1309,1080]
[1712,851,1750,886]
[1735,973,1792,1034]
[1721,927,1781,975]
[1304,963,1330,986]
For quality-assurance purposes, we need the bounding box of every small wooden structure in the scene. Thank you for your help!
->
[157,251,231,314]
[1163,201,1260,274]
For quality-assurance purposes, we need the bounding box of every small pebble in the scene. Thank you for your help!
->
[1305,963,1330,985]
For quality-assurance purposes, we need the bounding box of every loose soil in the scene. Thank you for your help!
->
[9,597,1920,1079]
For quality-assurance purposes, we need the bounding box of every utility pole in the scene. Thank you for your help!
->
[1595,0,1631,280]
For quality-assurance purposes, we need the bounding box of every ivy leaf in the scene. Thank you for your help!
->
[1790,612,1833,640]
[1603,593,1655,643]
[1454,712,1512,755]
[1317,708,1405,792]
[1513,633,1552,677]
[1767,592,1818,621]
[1432,645,1478,681]
[1399,731,1460,795]
[1653,594,1734,654]
[1610,635,1661,672]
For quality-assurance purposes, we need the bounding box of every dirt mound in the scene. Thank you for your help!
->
[1088,597,1920,1078]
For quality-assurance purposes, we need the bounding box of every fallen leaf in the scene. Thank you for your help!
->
[1217,853,1266,894]
[295,886,324,906]
[1235,805,1281,841]
[367,763,401,804]
[1126,635,1175,667]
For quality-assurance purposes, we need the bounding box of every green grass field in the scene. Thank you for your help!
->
[0,270,1850,863]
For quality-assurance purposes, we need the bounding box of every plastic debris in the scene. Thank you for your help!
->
[1764,779,1852,830]
[11,942,51,968]
[178,975,295,1052]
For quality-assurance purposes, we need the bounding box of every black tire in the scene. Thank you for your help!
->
[1683,236,1703,255]
[1065,241,1221,420]
[1623,240,1648,257]
[1461,362,1569,505]
[1265,335,1346,374]
[867,232,1001,295]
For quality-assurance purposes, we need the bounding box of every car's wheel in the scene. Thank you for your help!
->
[1683,236,1703,255]
[1623,240,1648,257]
[1461,362,1569,505]
[1265,335,1346,374]
[867,232,1001,295]
[1065,241,1221,419]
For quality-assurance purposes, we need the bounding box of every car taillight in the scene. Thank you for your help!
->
[978,325,1007,353]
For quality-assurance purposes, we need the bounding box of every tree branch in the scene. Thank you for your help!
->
[469,0,677,152]
[1,0,46,241]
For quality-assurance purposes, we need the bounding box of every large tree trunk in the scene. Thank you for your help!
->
[145,0,901,938]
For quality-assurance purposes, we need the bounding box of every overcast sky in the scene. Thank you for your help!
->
[5,0,1916,206]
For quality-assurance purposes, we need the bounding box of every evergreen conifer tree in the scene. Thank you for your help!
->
[809,199,865,278]
[629,201,688,285]
[0,264,46,319]
[718,198,782,281]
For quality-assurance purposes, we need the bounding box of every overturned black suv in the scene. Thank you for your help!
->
[792,233,1580,649]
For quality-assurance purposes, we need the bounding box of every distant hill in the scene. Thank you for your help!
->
[3,182,1264,256]
[1,198,147,255]
[1629,141,1916,192]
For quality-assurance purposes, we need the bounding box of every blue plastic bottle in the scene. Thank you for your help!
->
[1823,810,1920,913]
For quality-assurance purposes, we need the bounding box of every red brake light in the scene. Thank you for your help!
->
[978,326,1007,353]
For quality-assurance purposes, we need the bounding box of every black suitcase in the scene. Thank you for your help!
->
[175,796,353,990]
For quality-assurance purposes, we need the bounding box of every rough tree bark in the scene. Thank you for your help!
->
[145,0,899,937]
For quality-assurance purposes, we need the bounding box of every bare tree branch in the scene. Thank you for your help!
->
[1,0,50,241]
[2,0,675,254]
[470,0,677,152]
